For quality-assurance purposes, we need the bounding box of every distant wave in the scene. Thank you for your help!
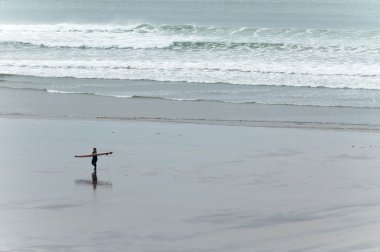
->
[1,23,380,36]
[0,41,136,50]
[2,23,379,53]
[2,40,380,54]
[1,23,380,91]
[0,85,378,109]
[0,41,380,53]
[1,23,380,53]
[34,90,380,109]
[1,65,379,81]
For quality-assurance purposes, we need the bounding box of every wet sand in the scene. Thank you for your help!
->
[1,117,380,251]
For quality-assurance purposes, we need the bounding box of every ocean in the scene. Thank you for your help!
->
[1,0,380,108]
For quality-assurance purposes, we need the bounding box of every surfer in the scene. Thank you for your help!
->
[91,148,98,183]
[75,148,113,189]
[92,148,98,172]
[75,149,113,183]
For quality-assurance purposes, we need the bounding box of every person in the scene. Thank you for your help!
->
[91,148,98,183]
[74,148,112,186]
[92,148,98,172]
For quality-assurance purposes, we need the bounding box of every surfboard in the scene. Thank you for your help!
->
[74,152,113,158]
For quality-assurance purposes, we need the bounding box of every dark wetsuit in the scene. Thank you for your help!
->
[92,153,97,171]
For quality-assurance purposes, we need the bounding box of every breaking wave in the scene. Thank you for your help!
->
[1,23,380,90]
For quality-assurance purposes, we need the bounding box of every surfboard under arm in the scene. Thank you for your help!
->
[75,152,113,158]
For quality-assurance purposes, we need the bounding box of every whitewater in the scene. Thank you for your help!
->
[1,0,380,107]
[1,23,380,88]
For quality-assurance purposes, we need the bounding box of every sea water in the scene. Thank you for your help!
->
[1,0,380,108]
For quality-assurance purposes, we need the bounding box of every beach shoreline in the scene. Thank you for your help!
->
[2,84,380,132]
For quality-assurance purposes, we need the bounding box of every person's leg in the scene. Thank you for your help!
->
[92,160,97,171]
[91,160,98,183]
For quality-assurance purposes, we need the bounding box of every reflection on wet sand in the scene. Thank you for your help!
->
[75,172,112,190]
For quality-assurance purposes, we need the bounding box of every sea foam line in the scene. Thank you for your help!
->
[1,23,380,51]
[0,86,373,109]
[1,40,379,53]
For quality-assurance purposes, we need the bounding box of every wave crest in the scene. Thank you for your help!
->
[1,23,380,50]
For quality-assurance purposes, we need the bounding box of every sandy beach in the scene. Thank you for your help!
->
[1,116,380,251]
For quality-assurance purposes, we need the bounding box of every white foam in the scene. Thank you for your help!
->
[1,58,380,90]
[46,89,80,94]
[1,23,380,90]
